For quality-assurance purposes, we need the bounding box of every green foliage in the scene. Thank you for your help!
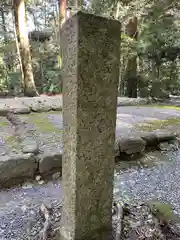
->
[1,0,180,97]
[42,70,62,94]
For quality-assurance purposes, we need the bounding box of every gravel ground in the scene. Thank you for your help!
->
[0,181,62,240]
[0,150,180,239]
[114,150,180,215]
[1,106,180,239]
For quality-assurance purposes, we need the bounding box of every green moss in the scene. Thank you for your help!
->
[147,200,180,223]
[5,135,20,149]
[136,117,180,131]
[141,104,180,111]
[27,112,62,133]
[0,121,9,127]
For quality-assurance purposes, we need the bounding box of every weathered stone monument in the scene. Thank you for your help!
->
[60,11,121,240]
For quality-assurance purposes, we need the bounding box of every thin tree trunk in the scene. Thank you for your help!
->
[74,0,83,8]
[13,0,38,97]
[1,8,7,43]
[1,8,12,71]
[125,56,138,97]
[124,16,138,98]
[59,0,67,27]
[58,0,67,71]
[32,12,37,30]
[115,1,120,19]
[13,21,24,90]
[44,0,47,27]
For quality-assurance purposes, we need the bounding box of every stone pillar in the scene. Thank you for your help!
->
[60,11,120,240]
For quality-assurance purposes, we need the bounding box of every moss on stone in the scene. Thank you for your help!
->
[147,200,180,223]
[136,117,180,132]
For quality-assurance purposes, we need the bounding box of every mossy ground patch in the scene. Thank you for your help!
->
[140,104,180,111]
[136,117,180,131]
[0,120,9,127]
[24,112,62,133]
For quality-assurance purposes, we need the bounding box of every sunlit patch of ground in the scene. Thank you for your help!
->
[140,104,180,111]
[136,117,180,132]
[24,112,62,133]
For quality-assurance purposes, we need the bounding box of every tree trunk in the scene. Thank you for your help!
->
[58,0,67,71]
[1,8,12,71]
[74,0,84,8]
[13,0,38,97]
[1,8,7,43]
[14,20,24,89]
[125,56,138,98]
[124,16,138,98]
[115,1,120,19]
[59,0,67,27]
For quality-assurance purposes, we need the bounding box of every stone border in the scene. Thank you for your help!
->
[2,95,180,115]
[0,96,149,115]
[0,130,177,189]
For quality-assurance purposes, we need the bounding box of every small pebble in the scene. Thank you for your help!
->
[147,219,153,224]
[21,205,27,212]
[35,175,41,181]
[38,180,45,185]
[22,183,33,189]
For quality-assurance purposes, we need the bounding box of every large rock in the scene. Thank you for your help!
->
[46,95,62,111]
[20,96,52,112]
[0,96,150,114]
[38,151,62,174]
[117,97,148,106]
[21,138,39,154]
[155,131,177,142]
[141,132,159,146]
[20,96,62,112]
[140,131,177,147]
[158,142,178,151]
[0,153,37,185]
[117,136,146,155]
[0,98,30,115]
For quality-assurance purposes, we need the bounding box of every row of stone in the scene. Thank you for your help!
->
[115,130,177,156]
[0,96,148,114]
[0,150,62,188]
[0,130,176,188]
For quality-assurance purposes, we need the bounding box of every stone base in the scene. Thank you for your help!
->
[59,226,113,240]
